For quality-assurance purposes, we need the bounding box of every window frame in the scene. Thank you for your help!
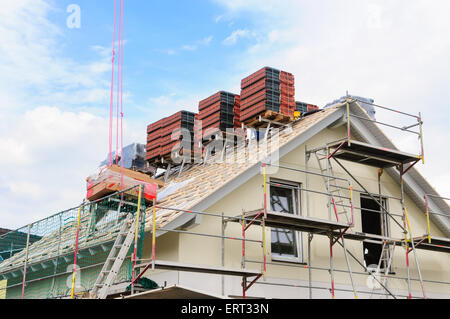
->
[269,179,303,264]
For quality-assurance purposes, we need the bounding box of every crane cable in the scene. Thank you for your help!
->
[109,0,125,190]
[109,0,117,166]
[119,0,124,191]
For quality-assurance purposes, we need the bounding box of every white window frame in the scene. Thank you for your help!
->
[269,179,303,264]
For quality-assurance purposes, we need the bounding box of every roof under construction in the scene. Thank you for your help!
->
[147,101,450,239]
[148,105,342,232]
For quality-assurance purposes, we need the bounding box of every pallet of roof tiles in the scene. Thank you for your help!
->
[240,98,286,124]
[241,66,281,89]
[241,110,293,128]
[295,101,320,115]
[146,118,164,162]
[198,91,237,137]
[86,165,160,204]
[240,67,296,124]
[307,104,319,112]
[146,111,196,165]
[155,143,198,167]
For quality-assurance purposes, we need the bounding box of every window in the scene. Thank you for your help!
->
[360,195,389,270]
[269,180,302,263]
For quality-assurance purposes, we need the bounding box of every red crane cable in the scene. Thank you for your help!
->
[120,0,125,191]
[109,0,125,196]
[109,0,118,166]
[115,0,122,165]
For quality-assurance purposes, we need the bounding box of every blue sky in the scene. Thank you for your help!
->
[41,0,295,121]
[1,0,450,228]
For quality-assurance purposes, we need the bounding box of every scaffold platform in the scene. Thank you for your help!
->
[135,260,261,278]
[243,210,350,234]
[326,139,421,168]
[338,230,398,243]
[409,236,450,253]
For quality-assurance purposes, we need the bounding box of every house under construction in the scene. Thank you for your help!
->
[1,84,449,299]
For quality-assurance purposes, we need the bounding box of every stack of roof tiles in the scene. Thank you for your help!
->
[240,67,295,123]
[295,101,319,114]
[146,111,196,162]
[198,91,239,135]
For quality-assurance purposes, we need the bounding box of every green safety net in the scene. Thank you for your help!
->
[0,188,147,299]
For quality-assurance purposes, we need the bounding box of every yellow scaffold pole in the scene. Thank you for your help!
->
[71,205,82,299]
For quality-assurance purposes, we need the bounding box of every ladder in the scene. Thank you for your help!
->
[370,241,396,298]
[307,148,358,298]
[314,149,351,224]
[90,215,136,299]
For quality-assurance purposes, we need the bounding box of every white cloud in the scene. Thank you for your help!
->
[223,29,251,45]
[182,36,214,51]
[0,105,145,228]
[200,36,213,45]
[9,181,45,200]
[182,44,198,51]
[0,137,32,166]
[0,0,143,228]
[0,106,109,227]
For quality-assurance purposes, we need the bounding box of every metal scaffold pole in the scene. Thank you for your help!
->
[49,214,63,297]
[152,198,156,270]
[131,185,143,294]
[329,233,335,299]
[424,195,431,244]
[305,145,310,218]
[20,224,31,299]
[399,166,426,299]
[262,163,267,276]
[340,236,357,299]
[221,212,225,296]
[308,233,313,299]
[71,205,83,299]
[305,145,313,299]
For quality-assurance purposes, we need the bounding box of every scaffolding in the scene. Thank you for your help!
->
[0,186,146,299]
[1,167,449,298]
[128,98,450,299]
[1,100,449,299]
[126,160,450,299]
[305,97,432,298]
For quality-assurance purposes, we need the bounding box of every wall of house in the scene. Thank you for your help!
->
[0,280,6,299]
[143,124,450,299]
